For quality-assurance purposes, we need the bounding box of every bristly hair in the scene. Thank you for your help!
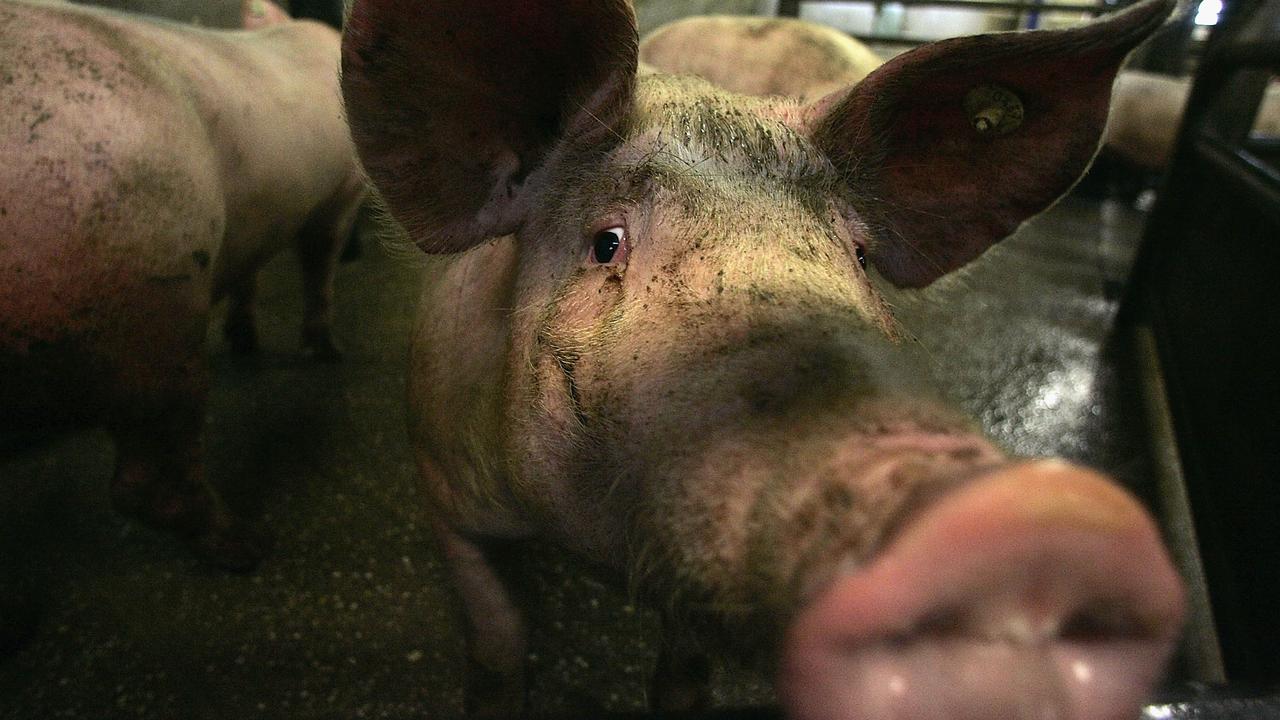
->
[630,75,839,195]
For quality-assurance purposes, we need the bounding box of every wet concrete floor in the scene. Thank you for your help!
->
[0,196,1160,719]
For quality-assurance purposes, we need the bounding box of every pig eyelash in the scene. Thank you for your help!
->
[589,226,629,266]
[831,204,868,271]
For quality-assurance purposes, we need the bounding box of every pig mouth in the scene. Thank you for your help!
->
[778,462,1186,720]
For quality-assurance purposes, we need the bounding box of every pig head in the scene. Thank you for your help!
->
[342,1,1185,718]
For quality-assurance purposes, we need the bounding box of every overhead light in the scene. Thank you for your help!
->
[1194,0,1223,26]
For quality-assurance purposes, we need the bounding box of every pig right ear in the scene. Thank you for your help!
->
[806,0,1171,287]
[341,0,638,253]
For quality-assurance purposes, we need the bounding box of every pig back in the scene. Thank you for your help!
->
[0,3,350,424]
[191,20,358,292]
[104,13,357,295]
[2,3,356,308]
[640,16,883,101]
[66,0,244,28]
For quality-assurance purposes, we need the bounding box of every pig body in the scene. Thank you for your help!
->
[343,1,1184,717]
[241,0,291,30]
[640,15,883,101]
[66,0,288,29]
[0,0,364,568]
[1106,69,1280,170]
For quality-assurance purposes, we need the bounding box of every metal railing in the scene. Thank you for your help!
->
[777,0,1124,46]
[1124,0,1280,685]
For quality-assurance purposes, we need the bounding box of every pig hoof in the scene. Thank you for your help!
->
[189,522,270,572]
[224,320,260,355]
[301,333,343,363]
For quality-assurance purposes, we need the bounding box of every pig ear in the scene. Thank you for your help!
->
[341,0,638,252]
[808,0,1171,288]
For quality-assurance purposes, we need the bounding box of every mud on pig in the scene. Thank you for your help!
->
[0,0,366,570]
[341,0,1187,717]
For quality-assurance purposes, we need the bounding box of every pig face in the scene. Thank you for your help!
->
[344,0,1173,565]
[499,78,982,597]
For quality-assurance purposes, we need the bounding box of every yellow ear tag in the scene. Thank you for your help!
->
[963,85,1024,137]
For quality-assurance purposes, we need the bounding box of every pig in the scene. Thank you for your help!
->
[67,0,289,29]
[0,0,365,570]
[1106,69,1280,170]
[341,0,1186,717]
[242,0,291,29]
[640,15,883,102]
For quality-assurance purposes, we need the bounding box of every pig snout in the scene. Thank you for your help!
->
[779,461,1185,720]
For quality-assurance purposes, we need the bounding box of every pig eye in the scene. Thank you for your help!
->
[855,245,867,270]
[591,226,627,265]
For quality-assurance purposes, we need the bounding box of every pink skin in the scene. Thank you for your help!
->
[0,1,365,569]
[343,0,1181,716]
[640,15,884,102]
[241,0,290,29]
[1105,70,1280,171]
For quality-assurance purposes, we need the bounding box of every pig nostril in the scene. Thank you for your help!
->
[894,600,1147,645]
[896,604,972,638]
[914,610,965,637]
[1060,602,1144,642]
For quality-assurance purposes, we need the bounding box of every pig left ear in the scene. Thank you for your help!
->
[807,0,1172,288]
[341,0,638,253]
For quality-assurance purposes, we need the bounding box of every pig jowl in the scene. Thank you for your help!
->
[341,0,1186,717]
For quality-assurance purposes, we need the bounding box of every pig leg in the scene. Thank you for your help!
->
[222,272,260,355]
[293,210,352,364]
[107,371,263,572]
[651,621,713,712]
[435,524,528,718]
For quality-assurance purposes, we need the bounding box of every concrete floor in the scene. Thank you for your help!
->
[0,196,1162,719]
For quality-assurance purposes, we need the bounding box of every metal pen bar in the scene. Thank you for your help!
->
[797,0,1106,12]
[1214,39,1280,66]
[1191,138,1280,218]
